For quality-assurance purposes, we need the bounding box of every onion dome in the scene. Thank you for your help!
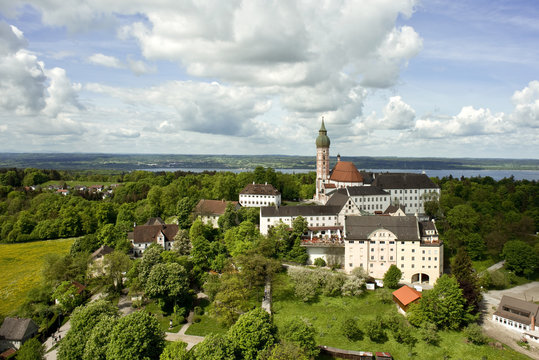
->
[315,118,330,148]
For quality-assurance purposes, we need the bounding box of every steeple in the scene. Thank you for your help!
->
[316,117,330,148]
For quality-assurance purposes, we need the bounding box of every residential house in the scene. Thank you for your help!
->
[0,318,38,352]
[194,199,240,228]
[493,295,539,342]
[128,217,179,256]
[239,183,281,207]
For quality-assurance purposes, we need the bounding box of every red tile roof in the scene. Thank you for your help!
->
[329,161,363,183]
[392,285,421,306]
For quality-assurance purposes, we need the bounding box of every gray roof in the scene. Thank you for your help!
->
[325,191,349,207]
[383,204,406,214]
[419,221,437,236]
[0,318,38,341]
[345,215,420,240]
[343,186,390,196]
[261,205,342,217]
[494,295,539,326]
[372,173,439,189]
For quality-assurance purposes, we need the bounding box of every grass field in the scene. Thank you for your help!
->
[0,238,74,316]
[272,272,531,360]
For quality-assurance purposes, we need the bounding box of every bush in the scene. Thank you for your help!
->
[419,322,440,346]
[340,318,363,341]
[464,323,487,345]
[313,258,326,267]
[383,265,402,289]
[376,289,393,304]
[193,315,202,323]
[194,306,204,316]
[365,317,387,343]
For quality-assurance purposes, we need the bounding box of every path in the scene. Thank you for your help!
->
[480,282,539,360]
[484,260,505,273]
[165,293,208,350]
[262,278,272,314]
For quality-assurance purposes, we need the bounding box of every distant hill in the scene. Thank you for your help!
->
[0,153,538,171]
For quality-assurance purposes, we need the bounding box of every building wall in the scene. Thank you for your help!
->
[305,246,344,266]
[315,146,330,201]
[492,315,533,332]
[385,188,441,214]
[260,213,339,235]
[349,194,390,214]
[344,235,443,283]
[239,193,281,207]
[200,214,220,228]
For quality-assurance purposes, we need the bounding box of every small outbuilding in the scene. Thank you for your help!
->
[0,317,39,352]
[392,285,422,314]
[492,295,538,342]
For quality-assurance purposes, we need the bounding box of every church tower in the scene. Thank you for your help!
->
[315,118,330,202]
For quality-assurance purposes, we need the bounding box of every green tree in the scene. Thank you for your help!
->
[193,334,234,360]
[58,300,118,360]
[160,341,190,360]
[212,273,249,326]
[451,248,482,314]
[82,315,117,360]
[224,221,260,257]
[97,224,124,248]
[383,264,402,289]
[288,267,319,302]
[103,251,132,291]
[234,253,281,289]
[466,233,487,260]
[218,202,239,231]
[228,308,276,360]
[16,337,45,360]
[259,342,310,360]
[463,323,487,345]
[138,245,163,286]
[418,322,439,346]
[52,281,84,313]
[365,317,387,343]
[172,229,191,256]
[502,240,538,276]
[177,197,195,229]
[280,318,319,358]
[410,275,468,330]
[107,311,165,360]
[145,263,190,309]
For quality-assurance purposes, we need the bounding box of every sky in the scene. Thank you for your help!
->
[0,0,538,159]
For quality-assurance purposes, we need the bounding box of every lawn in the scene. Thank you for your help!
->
[184,299,228,336]
[144,301,184,333]
[272,272,531,360]
[0,238,74,316]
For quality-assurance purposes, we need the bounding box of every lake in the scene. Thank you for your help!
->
[139,168,539,181]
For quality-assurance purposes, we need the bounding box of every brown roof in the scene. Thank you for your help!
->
[0,348,16,359]
[494,295,539,326]
[0,318,38,341]
[240,183,280,195]
[132,224,179,244]
[91,245,114,259]
[194,199,239,216]
[384,204,406,214]
[392,286,422,307]
[71,281,87,294]
[330,161,363,183]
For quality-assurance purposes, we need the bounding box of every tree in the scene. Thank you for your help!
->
[451,248,482,314]
[177,197,195,229]
[193,333,235,360]
[502,240,538,276]
[418,322,439,346]
[340,318,363,341]
[234,253,281,290]
[258,342,310,360]
[145,263,190,309]
[103,251,132,291]
[58,300,118,360]
[17,337,45,360]
[138,245,163,286]
[224,221,260,257]
[383,265,402,289]
[410,275,468,330]
[212,273,250,326]
[82,315,117,360]
[228,308,276,360]
[463,323,487,345]
[160,341,190,360]
[52,281,84,313]
[280,318,319,358]
[172,229,191,255]
[218,202,239,231]
[466,233,486,260]
[288,267,319,302]
[107,311,165,360]
[97,224,124,248]
[365,317,387,343]
[190,235,213,270]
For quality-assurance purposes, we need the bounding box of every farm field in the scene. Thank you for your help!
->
[271,272,531,360]
[0,238,74,316]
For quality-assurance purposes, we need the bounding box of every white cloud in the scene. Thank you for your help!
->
[511,80,539,128]
[379,96,416,130]
[88,53,123,68]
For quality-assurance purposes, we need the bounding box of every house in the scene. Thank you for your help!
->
[91,245,114,261]
[194,199,240,228]
[239,183,281,207]
[344,215,443,284]
[128,217,179,256]
[0,317,38,352]
[328,186,391,215]
[392,285,422,314]
[492,295,539,342]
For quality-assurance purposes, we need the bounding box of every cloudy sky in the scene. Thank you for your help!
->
[0,0,538,158]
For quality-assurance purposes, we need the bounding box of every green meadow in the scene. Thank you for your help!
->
[0,238,74,316]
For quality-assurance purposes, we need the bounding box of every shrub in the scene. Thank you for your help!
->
[322,273,345,297]
[376,289,393,304]
[419,322,440,346]
[194,306,204,316]
[193,315,202,323]
[464,323,487,345]
[365,317,387,343]
[383,265,402,289]
[340,318,363,341]
[313,258,326,267]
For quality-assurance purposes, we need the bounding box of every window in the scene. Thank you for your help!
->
[411,264,414,268]
[349,263,353,267]
[428,257,431,261]
[371,248,374,252]
[370,264,373,268]
[380,241,385,244]
[422,250,425,254]
[390,256,393,260]
[401,256,404,260]
[381,256,384,260]
[401,241,405,245]
[401,264,404,268]
[371,256,374,260]
[422,257,425,261]
[348,240,354,244]
[359,241,364,244]
[434,257,437,261]
[412,257,415,261]
[401,248,404,252]
[412,249,415,253]
[390,241,395,244]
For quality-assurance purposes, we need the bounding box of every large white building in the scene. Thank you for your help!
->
[344,215,443,283]
[239,183,281,207]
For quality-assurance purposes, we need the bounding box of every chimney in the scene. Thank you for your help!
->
[532,314,536,331]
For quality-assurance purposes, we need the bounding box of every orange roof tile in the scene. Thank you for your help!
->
[329,161,363,183]
[392,285,421,306]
